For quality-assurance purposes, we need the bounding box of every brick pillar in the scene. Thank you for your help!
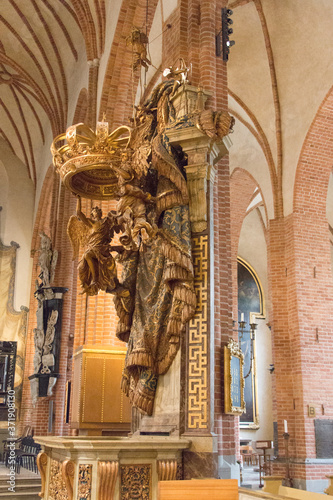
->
[268,89,333,489]
[20,171,77,436]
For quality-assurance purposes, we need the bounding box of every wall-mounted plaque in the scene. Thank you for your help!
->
[314,419,333,458]
[224,339,245,415]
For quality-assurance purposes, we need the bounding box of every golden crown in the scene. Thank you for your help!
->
[50,120,131,200]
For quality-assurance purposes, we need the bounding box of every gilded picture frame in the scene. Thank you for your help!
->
[237,257,264,429]
[224,339,246,416]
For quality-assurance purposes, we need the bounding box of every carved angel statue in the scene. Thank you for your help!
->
[163,57,191,85]
[38,231,58,287]
[163,57,191,99]
[67,196,123,296]
[114,151,156,250]
[126,26,151,71]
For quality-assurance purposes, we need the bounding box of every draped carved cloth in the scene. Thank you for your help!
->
[114,87,196,414]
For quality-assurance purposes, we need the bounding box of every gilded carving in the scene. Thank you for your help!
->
[78,464,92,500]
[224,339,245,415]
[157,460,177,481]
[98,461,118,500]
[62,460,75,500]
[196,109,235,141]
[67,196,125,296]
[120,464,151,500]
[51,121,131,200]
[187,235,209,430]
[36,452,48,498]
[48,459,68,500]
[126,27,151,71]
[51,74,234,417]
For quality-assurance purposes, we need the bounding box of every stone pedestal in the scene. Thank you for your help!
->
[36,435,190,500]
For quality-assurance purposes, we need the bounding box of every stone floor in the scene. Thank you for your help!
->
[241,464,262,490]
[0,463,39,478]
[0,463,40,499]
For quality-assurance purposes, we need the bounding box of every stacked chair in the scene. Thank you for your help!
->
[3,426,41,474]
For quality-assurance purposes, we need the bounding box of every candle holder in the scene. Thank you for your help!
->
[283,432,293,487]
[237,320,257,379]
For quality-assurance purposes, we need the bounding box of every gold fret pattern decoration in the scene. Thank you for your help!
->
[48,459,69,500]
[120,464,151,500]
[187,235,209,430]
[78,464,92,500]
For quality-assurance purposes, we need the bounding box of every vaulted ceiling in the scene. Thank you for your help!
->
[0,0,104,183]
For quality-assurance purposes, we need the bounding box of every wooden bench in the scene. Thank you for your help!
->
[263,477,331,499]
[158,478,238,500]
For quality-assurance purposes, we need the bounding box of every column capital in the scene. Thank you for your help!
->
[166,125,232,233]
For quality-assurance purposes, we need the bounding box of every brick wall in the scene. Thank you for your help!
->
[268,88,333,482]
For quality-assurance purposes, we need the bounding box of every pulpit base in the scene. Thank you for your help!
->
[35,435,191,500]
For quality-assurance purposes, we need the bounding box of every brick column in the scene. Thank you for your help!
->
[268,89,333,490]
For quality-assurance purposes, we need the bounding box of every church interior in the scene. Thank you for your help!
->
[0,0,333,498]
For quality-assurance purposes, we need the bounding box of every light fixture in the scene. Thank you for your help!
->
[237,318,257,379]
[215,8,235,61]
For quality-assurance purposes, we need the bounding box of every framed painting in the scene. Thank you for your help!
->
[224,339,245,415]
[238,257,264,428]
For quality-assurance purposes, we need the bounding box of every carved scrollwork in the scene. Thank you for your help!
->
[62,460,75,500]
[98,461,118,500]
[157,460,177,481]
[36,452,48,498]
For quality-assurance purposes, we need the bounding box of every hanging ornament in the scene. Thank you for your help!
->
[126,27,151,71]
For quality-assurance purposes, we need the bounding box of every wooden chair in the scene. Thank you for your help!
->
[3,425,34,467]
[16,436,41,474]
[158,478,238,500]
[240,445,258,466]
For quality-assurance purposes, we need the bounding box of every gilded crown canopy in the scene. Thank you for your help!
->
[51,121,131,200]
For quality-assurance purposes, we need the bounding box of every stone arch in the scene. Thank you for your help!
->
[294,85,333,217]
[230,168,267,315]
[292,86,333,289]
